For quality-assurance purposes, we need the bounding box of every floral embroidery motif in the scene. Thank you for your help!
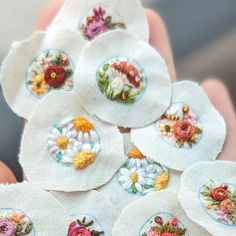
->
[200,180,236,225]
[0,209,33,236]
[47,116,100,170]
[68,217,104,236]
[157,103,202,148]
[97,58,146,103]
[80,7,126,40]
[117,147,169,195]
[140,213,187,236]
[26,50,73,97]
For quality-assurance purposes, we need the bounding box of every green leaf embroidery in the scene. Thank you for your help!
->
[56,152,62,162]
[143,184,154,189]
[131,183,138,194]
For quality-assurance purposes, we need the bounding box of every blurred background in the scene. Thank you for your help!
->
[0,0,236,180]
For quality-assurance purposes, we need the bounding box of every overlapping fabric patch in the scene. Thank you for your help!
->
[131,81,226,171]
[50,0,149,42]
[112,190,210,235]
[20,92,125,191]
[0,28,86,119]
[75,31,171,127]
[0,182,68,235]
[179,161,236,235]
[51,190,118,236]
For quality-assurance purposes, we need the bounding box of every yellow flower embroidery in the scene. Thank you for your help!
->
[155,172,169,190]
[31,73,48,95]
[73,150,95,169]
[72,116,94,133]
[127,147,145,159]
[56,137,69,150]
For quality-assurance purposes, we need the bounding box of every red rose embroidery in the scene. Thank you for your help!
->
[44,65,66,88]
[68,226,91,236]
[210,187,228,201]
[173,121,195,141]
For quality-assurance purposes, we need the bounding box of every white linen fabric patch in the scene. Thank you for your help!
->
[51,190,118,236]
[131,81,226,171]
[20,91,125,191]
[75,31,171,127]
[0,182,68,235]
[179,161,236,236]
[50,0,149,42]
[112,190,210,235]
[0,28,86,119]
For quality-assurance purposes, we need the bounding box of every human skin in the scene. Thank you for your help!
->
[1,0,235,184]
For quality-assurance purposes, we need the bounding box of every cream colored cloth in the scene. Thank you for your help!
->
[131,81,226,171]
[50,0,149,42]
[0,28,86,119]
[75,31,171,127]
[0,182,68,235]
[20,91,125,191]
[51,190,119,236]
[112,190,211,235]
[179,161,236,236]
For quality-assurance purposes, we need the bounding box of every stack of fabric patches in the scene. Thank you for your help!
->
[0,0,234,235]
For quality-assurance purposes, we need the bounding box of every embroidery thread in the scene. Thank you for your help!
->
[47,116,100,170]
[26,50,73,97]
[0,209,33,236]
[68,217,104,236]
[97,58,146,103]
[157,103,202,148]
[80,7,126,40]
[200,180,236,225]
[117,147,169,195]
[140,213,187,236]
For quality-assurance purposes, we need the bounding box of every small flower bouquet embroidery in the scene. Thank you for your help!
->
[26,50,73,97]
[141,215,186,236]
[157,103,202,148]
[80,7,126,40]
[0,210,33,236]
[200,180,236,225]
[68,217,104,236]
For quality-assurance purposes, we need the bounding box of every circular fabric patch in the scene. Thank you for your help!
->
[50,0,149,42]
[179,161,236,236]
[131,81,226,171]
[0,182,68,235]
[26,50,74,98]
[51,190,118,236]
[112,190,210,235]
[75,31,171,127]
[20,92,125,191]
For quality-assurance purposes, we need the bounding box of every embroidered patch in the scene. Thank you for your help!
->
[156,103,202,148]
[68,216,104,236]
[97,57,146,103]
[26,50,73,97]
[139,213,188,236]
[0,209,34,235]
[199,180,236,225]
[117,147,169,195]
[80,6,126,40]
[47,116,100,170]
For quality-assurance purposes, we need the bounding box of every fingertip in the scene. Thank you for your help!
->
[0,161,17,184]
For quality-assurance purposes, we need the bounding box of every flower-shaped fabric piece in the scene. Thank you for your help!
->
[0,182,68,235]
[131,81,226,171]
[112,190,210,235]
[51,190,118,236]
[0,28,86,119]
[50,0,149,42]
[179,161,236,236]
[20,91,125,191]
[98,145,182,212]
[75,31,171,127]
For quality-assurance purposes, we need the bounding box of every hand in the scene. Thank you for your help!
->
[1,1,235,184]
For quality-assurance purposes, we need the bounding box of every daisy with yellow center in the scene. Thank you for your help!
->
[73,116,94,133]
[31,73,48,95]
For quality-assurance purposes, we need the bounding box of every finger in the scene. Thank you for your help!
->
[145,9,176,82]
[201,79,236,161]
[0,161,17,184]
